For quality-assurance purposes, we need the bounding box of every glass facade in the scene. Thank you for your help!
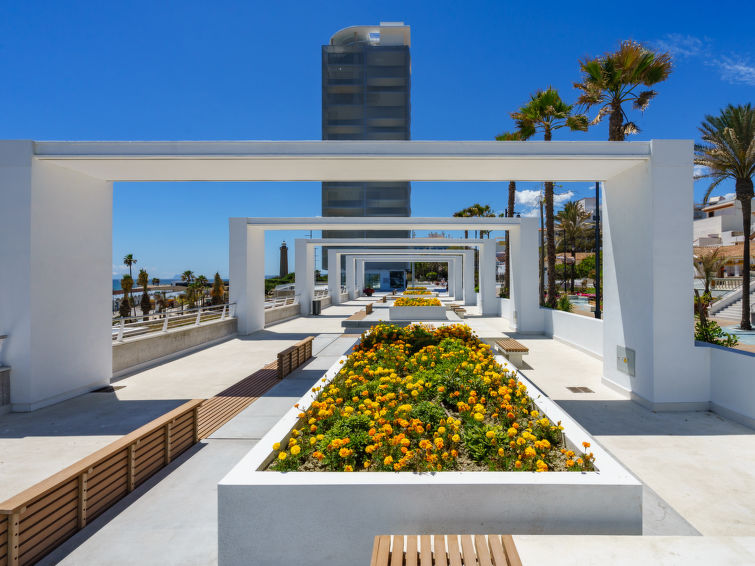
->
[321,27,411,257]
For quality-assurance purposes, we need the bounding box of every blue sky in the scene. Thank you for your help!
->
[1,1,752,277]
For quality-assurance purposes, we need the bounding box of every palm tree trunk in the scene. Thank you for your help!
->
[504,181,516,297]
[570,248,576,292]
[737,179,753,330]
[545,181,557,307]
[609,102,624,141]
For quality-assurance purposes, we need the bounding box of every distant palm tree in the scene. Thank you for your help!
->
[695,103,755,329]
[694,248,731,296]
[137,268,150,320]
[181,270,195,285]
[556,201,592,292]
[512,88,588,307]
[495,130,531,297]
[123,254,137,316]
[119,274,134,318]
[574,41,672,141]
[195,275,209,307]
[151,277,160,287]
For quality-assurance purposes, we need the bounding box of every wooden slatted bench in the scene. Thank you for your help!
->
[277,336,314,379]
[370,534,522,566]
[494,338,529,368]
[196,362,279,439]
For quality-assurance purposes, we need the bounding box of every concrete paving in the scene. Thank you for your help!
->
[4,302,755,564]
[0,303,363,500]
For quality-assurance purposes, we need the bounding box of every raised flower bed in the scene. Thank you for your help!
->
[390,297,446,320]
[218,324,642,566]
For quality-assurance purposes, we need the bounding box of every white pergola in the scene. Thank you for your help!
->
[0,139,701,413]
[234,220,532,333]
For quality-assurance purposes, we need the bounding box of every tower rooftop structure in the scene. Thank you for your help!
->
[329,22,410,47]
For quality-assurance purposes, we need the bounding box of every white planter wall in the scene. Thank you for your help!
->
[542,308,603,359]
[218,356,641,566]
[705,344,755,428]
[389,306,448,320]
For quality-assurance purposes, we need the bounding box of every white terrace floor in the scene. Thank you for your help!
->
[1,296,754,565]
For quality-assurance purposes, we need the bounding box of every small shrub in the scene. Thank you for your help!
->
[695,319,739,347]
[557,295,573,312]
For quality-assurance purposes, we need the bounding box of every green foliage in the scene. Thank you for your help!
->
[265,272,295,293]
[425,271,438,281]
[410,401,447,428]
[695,318,739,347]
[211,272,225,305]
[119,297,131,318]
[140,292,151,316]
[557,295,573,312]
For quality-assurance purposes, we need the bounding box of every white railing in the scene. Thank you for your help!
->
[265,297,297,309]
[112,303,236,342]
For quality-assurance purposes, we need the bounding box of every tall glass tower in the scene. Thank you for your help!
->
[321,23,411,256]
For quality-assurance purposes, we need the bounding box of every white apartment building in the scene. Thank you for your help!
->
[693,196,754,247]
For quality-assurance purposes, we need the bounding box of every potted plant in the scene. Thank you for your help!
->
[362,287,375,297]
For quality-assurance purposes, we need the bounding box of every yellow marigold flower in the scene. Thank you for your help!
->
[290,445,301,455]
[498,448,505,457]
[363,460,371,468]
[507,427,518,437]
[272,442,281,450]
[437,427,446,434]
[344,465,354,472]
[278,452,287,461]
[566,459,575,467]
[524,447,537,459]
[434,437,444,448]
[514,460,522,469]
[473,413,485,422]
[310,437,317,445]
[485,430,496,439]
[582,441,590,449]
[384,456,393,466]
[451,434,460,443]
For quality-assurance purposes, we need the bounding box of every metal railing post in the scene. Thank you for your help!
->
[220,304,227,320]
[162,312,169,332]
[195,307,202,326]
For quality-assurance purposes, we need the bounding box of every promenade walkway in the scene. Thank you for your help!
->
[2,295,753,564]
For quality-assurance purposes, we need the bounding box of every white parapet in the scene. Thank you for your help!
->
[388,306,448,320]
[218,356,642,566]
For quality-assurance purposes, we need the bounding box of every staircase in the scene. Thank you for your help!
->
[713,288,755,321]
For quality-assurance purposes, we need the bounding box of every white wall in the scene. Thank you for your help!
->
[706,344,755,428]
[542,309,603,359]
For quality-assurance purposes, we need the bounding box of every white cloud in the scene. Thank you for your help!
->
[515,189,541,207]
[521,208,540,218]
[554,190,575,205]
[716,56,755,86]
[653,34,706,58]
[721,192,735,201]
[693,164,707,178]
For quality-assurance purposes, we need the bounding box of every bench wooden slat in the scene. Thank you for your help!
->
[375,535,391,566]
[460,535,477,565]
[475,534,492,566]
[488,535,507,566]
[391,534,404,566]
[406,535,418,566]
[433,535,447,566]
[447,535,462,566]
[501,535,522,566]
[420,535,433,566]
[370,535,382,566]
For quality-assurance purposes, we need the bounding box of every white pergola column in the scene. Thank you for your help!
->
[461,250,476,306]
[345,257,357,300]
[294,239,315,315]
[602,140,708,408]
[479,240,498,315]
[447,263,455,297]
[229,220,265,335]
[453,257,463,300]
[0,141,113,410]
[356,259,365,293]
[509,219,543,332]
[327,249,341,304]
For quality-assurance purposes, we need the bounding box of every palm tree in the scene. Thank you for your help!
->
[137,268,150,320]
[574,41,672,141]
[151,277,160,287]
[495,130,531,297]
[695,103,755,329]
[512,88,588,307]
[119,274,133,318]
[556,201,592,292]
[181,270,195,285]
[195,275,209,307]
[694,248,731,296]
[123,254,137,316]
